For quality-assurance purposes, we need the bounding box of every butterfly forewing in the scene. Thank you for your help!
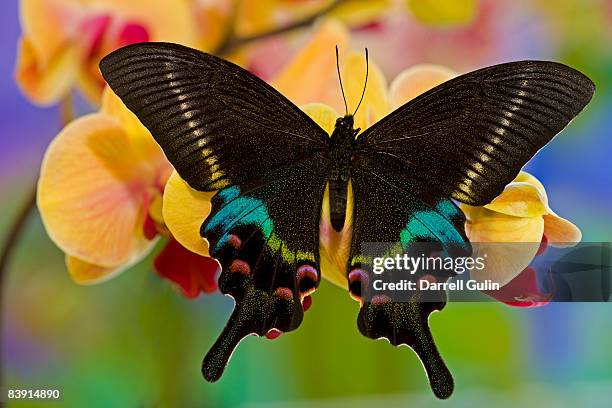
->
[100,42,328,191]
[357,60,595,205]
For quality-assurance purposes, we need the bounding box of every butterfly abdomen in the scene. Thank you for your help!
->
[329,178,348,231]
[327,115,359,232]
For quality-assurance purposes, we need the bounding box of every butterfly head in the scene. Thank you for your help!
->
[334,115,361,140]
[335,115,353,129]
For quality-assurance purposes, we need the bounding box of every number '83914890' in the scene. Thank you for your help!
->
[6,388,61,400]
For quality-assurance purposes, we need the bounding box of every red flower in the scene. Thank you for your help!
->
[484,236,552,308]
[154,239,220,298]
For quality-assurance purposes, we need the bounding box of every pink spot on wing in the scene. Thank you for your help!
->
[419,274,437,285]
[229,260,251,276]
[265,329,282,340]
[227,234,242,249]
[371,295,391,305]
[274,287,293,300]
[296,264,318,296]
[348,268,369,302]
[348,269,369,286]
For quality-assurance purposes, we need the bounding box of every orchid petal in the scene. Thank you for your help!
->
[154,239,220,298]
[301,103,340,136]
[544,212,582,247]
[66,237,154,284]
[66,255,125,285]
[273,19,350,111]
[192,2,230,51]
[38,114,157,267]
[389,64,456,108]
[15,36,78,106]
[19,0,68,63]
[96,0,196,45]
[162,171,215,257]
[319,183,354,288]
[484,266,551,308]
[101,88,168,171]
[514,171,548,204]
[484,182,549,218]
[464,207,544,286]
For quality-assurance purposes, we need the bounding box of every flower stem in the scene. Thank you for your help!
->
[0,186,37,281]
[213,0,346,56]
[0,95,74,387]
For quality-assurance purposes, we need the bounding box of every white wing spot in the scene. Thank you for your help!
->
[461,177,474,187]
[510,98,523,108]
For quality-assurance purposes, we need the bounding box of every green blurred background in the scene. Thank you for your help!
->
[1,0,611,406]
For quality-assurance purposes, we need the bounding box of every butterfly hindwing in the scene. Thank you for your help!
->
[348,157,470,399]
[201,161,328,381]
[357,60,595,205]
[100,42,328,191]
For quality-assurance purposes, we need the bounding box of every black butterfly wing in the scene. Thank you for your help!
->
[346,61,594,398]
[348,158,469,399]
[357,60,595,205]
[100,42,329,380]
[201,161,327,381]
[100,42,328,191]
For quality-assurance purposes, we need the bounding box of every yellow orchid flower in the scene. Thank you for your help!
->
[461,171,582,287]
[16,0,196,106]
[38,87,219,296]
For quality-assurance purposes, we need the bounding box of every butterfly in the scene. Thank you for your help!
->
[100,42,594,399]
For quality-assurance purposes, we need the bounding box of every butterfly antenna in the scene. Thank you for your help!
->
[336,45,349,115]
[353,48,369,117]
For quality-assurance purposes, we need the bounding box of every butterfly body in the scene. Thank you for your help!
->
[327,115,360,231]
[100,42,594,399]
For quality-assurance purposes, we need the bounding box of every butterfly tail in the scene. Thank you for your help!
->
[357,298,454,399]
